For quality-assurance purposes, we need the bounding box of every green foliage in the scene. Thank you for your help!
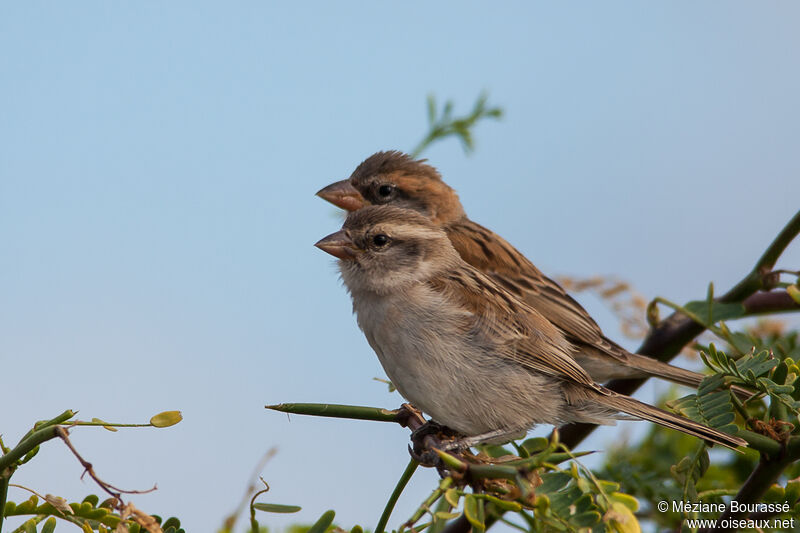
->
[282,510,337,533]
[3,494,184,533]
[410,93,502,158]
[388,435,642,533]
[1,411,183,533]
[683,300,746,325]
[600,330,800,531]
[245,480,304,533]
[671,445,710,503]
[252,504,301,514]
[668,377,739,435]
[697,344,800,418]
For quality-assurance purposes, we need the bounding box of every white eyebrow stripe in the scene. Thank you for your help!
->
[379,224,442,240]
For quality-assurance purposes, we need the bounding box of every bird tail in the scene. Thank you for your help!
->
[622,352,752,401]
[595,390,747,450]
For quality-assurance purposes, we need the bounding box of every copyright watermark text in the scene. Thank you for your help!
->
[656,500,795,529]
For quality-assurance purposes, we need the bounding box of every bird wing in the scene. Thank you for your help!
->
[445,219,628,362]
[427,268,599,388]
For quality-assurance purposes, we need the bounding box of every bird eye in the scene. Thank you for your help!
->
[372,234,390,247]
[377,184,394,198]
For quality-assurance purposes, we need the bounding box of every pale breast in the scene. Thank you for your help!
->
[349,284,564,435]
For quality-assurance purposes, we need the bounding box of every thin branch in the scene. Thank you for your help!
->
[56,426,156,501]
[742,290,800,315]
[0,476,8,533]
[735,209,800,292]
[0,426,62,472]
[376,458,420,533]
[249,478,272,533]
[266,403,402,423]
[17,410,76,443]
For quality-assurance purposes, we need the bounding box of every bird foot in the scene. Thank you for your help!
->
[408,421,462,467]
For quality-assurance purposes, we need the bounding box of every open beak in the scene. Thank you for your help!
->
[315,230,359,260]
[316,180,366,211]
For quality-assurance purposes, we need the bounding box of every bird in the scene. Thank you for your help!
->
[317,151,707,387]
[314,205,746,449]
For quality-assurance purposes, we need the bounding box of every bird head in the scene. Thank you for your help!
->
[316,151,465,225]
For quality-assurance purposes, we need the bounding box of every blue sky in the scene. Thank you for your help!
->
[2,3,799,532]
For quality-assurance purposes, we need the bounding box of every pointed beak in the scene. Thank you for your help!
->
[315,230,359,260]
[316,180,367,211]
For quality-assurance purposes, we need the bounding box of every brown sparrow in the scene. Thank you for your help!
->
[317,151,705,386]
[315,205,745,449]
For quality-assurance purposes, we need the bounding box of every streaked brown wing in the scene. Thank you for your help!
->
[445,219,627,362]
[427,268,598,388]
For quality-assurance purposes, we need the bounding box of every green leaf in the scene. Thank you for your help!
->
[684,300,746,324]
[773,360,790,385]
[482,494,521,512]
[426,95,436,124]
[697,373,726,396]
[476,443,512,458]
[253,503,302,513]
[20,445,40,465]
[444,488,460,508]
[787,285,800,305]
[538,472,572,493]
[16,496,39,514]
[785,479,800,504]
[23,518,38,533]
[307,510,336,533]
[571,511,601,527]
[463,495,484,533]
[91,417,118,432]
[757,377,795,395]
[443,101,453,118]
[606,502,640,533]
[609,492,640,513]
[521,437,549,455]
[763,485,785,502]
[42,517,57,533]
[572,493,596,514]
[150,410,182,427]
[162,517,181,529]
[81,495,99,507]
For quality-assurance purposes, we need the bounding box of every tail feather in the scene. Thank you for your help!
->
[620,352,753,401]
[596,390,747,450]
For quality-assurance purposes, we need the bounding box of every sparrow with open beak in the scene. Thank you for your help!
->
[317,151,707,387]
[315,205,745,449]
